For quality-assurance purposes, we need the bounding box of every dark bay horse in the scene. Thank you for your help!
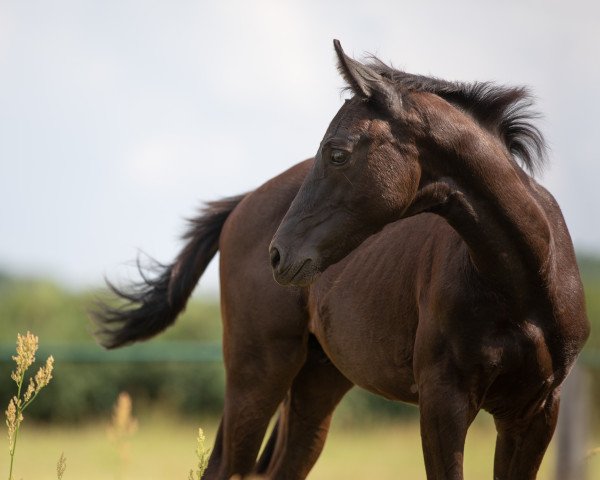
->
[95,41,589,479]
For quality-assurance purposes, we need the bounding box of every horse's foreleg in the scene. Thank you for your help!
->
[493,390,559,480]
[261,339,353,480]
[417,366,478,480]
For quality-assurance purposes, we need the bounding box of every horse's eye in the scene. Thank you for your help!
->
[330,149,349,166]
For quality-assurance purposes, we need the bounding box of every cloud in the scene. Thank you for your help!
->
[125,134,198,190]
[1,0,599,290]
[0,5,15,64]
[122,129,253,197]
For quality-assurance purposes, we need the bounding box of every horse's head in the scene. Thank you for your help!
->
[270,40,422,286]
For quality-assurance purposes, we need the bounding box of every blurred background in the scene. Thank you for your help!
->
[0,0,598,478]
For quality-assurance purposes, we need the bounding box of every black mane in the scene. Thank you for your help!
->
[367,59,548,175]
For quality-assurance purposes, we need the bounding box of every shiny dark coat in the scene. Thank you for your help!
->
[95,41,589,480]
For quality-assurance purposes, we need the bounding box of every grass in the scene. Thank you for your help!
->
[9,413,213,480]
[7,412,600,479]
[5,332,55,480]
[315,414,553,480]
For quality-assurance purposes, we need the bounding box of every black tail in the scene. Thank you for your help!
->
[92,194,247,349]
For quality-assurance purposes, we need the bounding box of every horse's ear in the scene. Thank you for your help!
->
[333,39,401,114]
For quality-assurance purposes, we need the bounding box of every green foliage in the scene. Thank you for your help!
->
[577,252,600,282]
[0,275,225,423]
[0,277,222,344]
[0,279,93,343]
[585,281,600,349]
[0,252,599,426]
[581,274,600,350]
[578,254,600,427]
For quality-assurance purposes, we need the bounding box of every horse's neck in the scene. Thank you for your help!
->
[413,122,553,304]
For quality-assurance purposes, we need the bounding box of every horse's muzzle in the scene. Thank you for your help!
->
[269,243,319,287]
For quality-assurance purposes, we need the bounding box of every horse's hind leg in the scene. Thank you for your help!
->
[493,390,559,480]
[203,286,309,479]
[204,332,307,479]
[259,337,353,480]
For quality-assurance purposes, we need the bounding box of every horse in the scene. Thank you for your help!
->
[94,40,590,480]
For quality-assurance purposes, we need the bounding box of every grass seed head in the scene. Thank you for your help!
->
[190,427,211,480]
[23,378,36,403]
[34,355,54,392]
[108,392,137,440]
[11,332,38,384]
[5,396,23,452]
[56,452,67,479]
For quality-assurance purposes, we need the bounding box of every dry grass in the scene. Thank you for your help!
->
[106,392,138,479]
[8,411,600,479]
[5,332,55,480]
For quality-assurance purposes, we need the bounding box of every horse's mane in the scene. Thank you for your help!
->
[366,58,548,175]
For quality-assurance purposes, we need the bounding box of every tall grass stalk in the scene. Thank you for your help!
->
[5,331,54,480]
[188,428,210,480]
[107,392,137,480]
[56,452,67,479]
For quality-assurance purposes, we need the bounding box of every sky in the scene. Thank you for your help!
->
[0,0,599,294]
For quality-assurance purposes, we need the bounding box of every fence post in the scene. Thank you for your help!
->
[555,361,589,480]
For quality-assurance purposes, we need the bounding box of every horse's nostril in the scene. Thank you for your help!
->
[270,246,281,270]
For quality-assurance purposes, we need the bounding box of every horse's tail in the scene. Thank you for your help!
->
[92,194,247,349]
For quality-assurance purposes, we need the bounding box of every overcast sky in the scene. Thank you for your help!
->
[0,0,598,294]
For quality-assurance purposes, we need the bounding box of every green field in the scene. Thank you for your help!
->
[6,413,600,480]
[2,258,600,479]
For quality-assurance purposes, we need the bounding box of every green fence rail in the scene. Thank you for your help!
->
[1,342,600,367]
[0,341,223,363]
